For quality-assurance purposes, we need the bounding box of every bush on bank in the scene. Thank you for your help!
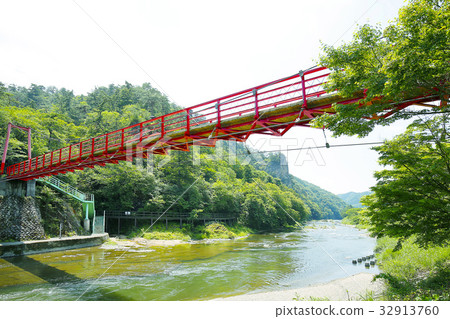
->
[127,222,253,241]
[375,236,450,301]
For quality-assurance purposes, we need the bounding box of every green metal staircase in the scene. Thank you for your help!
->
[37,176,99,233]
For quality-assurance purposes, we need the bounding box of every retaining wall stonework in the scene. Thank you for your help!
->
[0,195,45,241]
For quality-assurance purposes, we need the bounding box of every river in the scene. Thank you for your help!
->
[0,220,378,301]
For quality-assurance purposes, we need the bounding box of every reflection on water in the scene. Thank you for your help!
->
[0,220,378,300]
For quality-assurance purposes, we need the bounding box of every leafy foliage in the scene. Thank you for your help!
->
[341,207,368,227]
[0,105,85,169]
[36,186,85,237]
[315,0,449,137]
[363,115,450,246]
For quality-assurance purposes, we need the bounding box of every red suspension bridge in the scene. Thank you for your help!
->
[2,66,439,181]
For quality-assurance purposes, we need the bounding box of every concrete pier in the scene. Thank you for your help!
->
[0,180,35,197]
[0,233,109,258]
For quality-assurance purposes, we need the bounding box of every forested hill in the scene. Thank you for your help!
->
[337,191,372,208]
[243,150,349,219]
[1,81,347,235]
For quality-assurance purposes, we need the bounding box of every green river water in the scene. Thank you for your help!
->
[0,220,378,301]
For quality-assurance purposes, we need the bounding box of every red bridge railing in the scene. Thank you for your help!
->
[6,66,331,180]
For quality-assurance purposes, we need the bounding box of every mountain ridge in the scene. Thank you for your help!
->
[241,148,350,219]
[337,191,372,208]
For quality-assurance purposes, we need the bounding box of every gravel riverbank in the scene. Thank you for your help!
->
[216,273,385,301]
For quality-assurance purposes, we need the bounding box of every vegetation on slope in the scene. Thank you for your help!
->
[289,177,348,220]
[337,191,371,208]
[340,207,367,228]
[245,150,349,219]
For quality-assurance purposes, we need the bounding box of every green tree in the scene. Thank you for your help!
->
[341,207,366,226]
[0,106,84,168]
[315,0,449,137]
[0,83,13,107]
[362,115,449,246]
[77,163,157,212]
[54,88,75,115]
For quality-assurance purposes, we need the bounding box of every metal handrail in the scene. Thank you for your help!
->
[104,211,235,219]
[38,176,94,203]
[6,66,332,179]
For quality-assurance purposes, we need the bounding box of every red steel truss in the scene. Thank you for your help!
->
[4,66,439,181]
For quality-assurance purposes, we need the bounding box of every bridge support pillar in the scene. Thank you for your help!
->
[26,180,36,197]
[83,219,90,233]
[0,180,36,197]
[0,195,45,241]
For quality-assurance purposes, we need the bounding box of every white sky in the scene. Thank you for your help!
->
[0,0,408,194]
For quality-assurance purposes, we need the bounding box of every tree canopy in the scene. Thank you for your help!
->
[314,0,449,246]
[362,114,450,246]
[315,0,449,137]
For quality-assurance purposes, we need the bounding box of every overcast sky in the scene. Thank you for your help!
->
[0,0,408,194]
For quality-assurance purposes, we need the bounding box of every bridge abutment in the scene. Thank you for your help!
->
[0,180,36,197]
[83,219,90,232]
[0,180,43,241]
[0,195,45,241]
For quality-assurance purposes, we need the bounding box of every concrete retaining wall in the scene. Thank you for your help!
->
[0,195,45,241]
[0,233,109,258]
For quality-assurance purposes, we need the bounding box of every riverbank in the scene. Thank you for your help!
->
[216,273,385,301]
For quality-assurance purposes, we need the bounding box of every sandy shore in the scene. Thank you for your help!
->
[216,273,385,301]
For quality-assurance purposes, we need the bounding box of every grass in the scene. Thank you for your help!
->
[292,290,376,301]
[195,223,252,240]
[127,222,252,241]
[129,222,192,241]
[104,239,118,245]
[375,236,450,301]
[143,231,191,241]
[293,294,330,301]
